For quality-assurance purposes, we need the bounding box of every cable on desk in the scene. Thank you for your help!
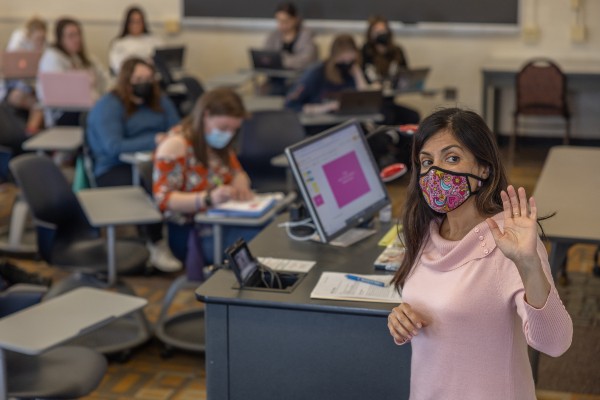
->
[277,218,315,242]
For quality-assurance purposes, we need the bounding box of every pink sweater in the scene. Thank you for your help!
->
[399,213,572,400]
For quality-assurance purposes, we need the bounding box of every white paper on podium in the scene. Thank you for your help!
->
[310,272,402,303]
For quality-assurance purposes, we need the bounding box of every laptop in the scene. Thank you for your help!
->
[153,46,185,70]
[392,67,431,93]
[334,90,383,115]
[250,49,285,70]
[38,71,95,109]
[1,51,42,79]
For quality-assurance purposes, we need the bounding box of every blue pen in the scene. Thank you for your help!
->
[345,274,386,287]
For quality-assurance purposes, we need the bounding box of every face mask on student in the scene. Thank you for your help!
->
[131,82,154,103]
[419,166,486,213]
[205,129,234,149]
[335,61,355,76]
[375,32,391,45]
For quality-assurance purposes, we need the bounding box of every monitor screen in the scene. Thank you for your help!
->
[285,120,390,243]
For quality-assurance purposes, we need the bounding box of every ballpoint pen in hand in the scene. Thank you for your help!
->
[345,274,387,287]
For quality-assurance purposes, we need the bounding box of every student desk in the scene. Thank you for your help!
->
[533,146,600,279]
[299,112,384,127]
[22,126,83,155]
[77,186,162,286]
[194,192,296,266]
[0,287,146,400]
[481,57,600,134]
[196,214,410,400]
[119,151,152,187]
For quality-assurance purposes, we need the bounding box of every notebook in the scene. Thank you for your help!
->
[333,90,383,115]
[310,272,401,303]
[1,51,42,79]
[250,49,285,70]
[38,71,95,109]
[206,192,284,218]
[391,67,431,93]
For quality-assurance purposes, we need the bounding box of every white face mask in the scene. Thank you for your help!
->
[205,128,233,149]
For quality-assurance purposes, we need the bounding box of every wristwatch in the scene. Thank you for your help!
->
[204,189,213,208]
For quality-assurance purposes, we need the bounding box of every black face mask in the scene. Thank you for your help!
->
[335,61,354,76]
[375,32,391,45]
[131,82,154,103]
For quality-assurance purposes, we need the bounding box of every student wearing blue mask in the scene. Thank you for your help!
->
[153,88,258,279]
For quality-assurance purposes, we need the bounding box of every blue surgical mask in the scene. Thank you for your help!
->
[205,129,233,149]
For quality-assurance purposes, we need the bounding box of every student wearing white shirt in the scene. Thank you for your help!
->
[37,17,108,126]
[6,17,47,52]
[109,6,164,75]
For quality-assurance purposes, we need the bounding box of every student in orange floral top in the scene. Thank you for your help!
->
[153,88,259,279]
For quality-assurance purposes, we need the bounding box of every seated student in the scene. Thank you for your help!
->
[263,2,318,95]
[37,17,108,127]
[361,15,419,125]
[153,88,259,279]
[285,34,368,114]
[109,6,164,75]
[6,16,47,52]
[87,57,181,272]
[1,17,47,135]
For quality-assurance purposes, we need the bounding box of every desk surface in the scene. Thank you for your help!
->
[196,214,396,316]
[119,151,152,165]
[299,112,384,126]
[22,126,83,152]
[533,146,600,244]
[0,287,146,355]
[77,186,162,227]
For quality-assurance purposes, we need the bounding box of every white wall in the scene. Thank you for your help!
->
[2,0,599,138]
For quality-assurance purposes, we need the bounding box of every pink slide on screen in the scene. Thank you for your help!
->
[322,152,370,208]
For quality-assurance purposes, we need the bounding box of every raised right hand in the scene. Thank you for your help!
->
[388,302,429,343]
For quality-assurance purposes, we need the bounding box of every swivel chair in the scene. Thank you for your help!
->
[9,154,152,357]
[512,58,570,165]
[0,284,108,399]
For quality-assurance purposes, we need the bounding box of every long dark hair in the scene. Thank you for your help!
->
[391,108,508,289]
[363,15,407,77]
[54,18,91,67]
[324,34,359,85]
[118,6,150,38]
[111,58,162,116]
[182,88,247,167]
[274,2,302,35]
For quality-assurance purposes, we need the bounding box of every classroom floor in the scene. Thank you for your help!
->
[1,143,599,399]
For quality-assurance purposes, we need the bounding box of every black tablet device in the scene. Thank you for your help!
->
[225,238,259,288]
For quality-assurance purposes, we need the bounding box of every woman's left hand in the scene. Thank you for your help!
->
[486,185,540,267]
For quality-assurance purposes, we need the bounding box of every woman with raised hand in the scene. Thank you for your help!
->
[387,108,572,399]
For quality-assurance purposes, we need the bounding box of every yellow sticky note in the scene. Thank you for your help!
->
[378,225,402,247]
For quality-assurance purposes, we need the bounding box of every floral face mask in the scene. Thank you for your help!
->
[419,166,486,213]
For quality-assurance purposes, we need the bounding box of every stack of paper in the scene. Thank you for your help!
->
[310,272,401,303]
[206,192,283,218]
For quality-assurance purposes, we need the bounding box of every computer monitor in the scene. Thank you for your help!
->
[285,120,390,243]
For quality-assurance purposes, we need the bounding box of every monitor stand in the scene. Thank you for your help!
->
[311,228,377,248]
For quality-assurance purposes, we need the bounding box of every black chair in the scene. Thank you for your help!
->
[9,154,152,357]
[0,284,108,399]
[512,58,570,164]
[237,109,306,193]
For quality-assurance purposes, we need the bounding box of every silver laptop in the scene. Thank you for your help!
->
[392,67,431,93]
